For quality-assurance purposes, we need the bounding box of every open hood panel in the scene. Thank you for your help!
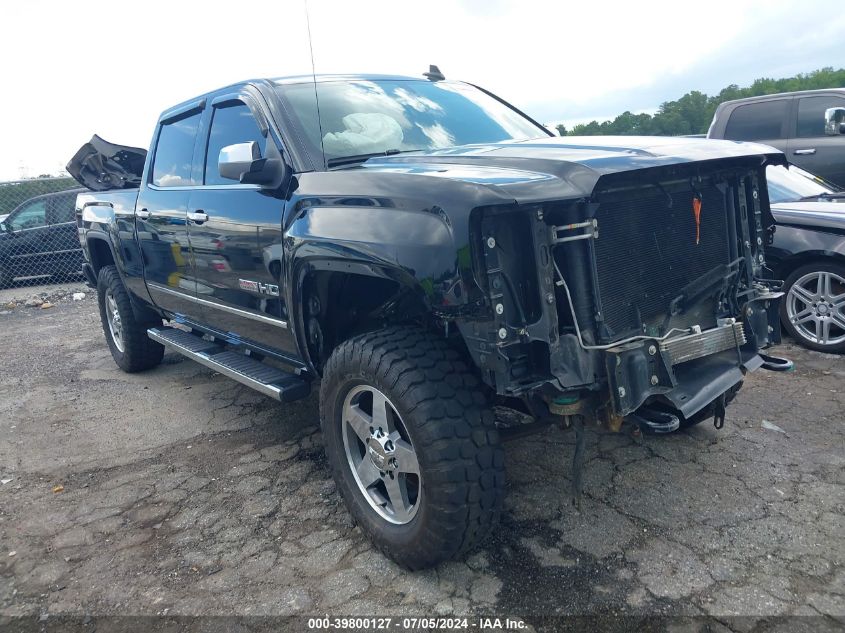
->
[67,135,147,191]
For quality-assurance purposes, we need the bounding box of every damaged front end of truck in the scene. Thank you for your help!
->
[455,146,789,488]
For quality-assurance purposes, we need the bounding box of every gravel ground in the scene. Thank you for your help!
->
[0,283,843,628]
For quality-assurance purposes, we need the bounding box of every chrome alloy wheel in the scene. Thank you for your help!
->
[104,290,125,353]
[342,385,421,525]
[786,270,845,347]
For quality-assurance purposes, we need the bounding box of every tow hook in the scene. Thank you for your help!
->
[713,393,726,430]
[759,353,794,372]
[627,408,680,434]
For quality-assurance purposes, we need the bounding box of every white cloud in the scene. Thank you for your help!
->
[0,0,838,179]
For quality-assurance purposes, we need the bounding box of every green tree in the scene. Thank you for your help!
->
[562,67,845,136]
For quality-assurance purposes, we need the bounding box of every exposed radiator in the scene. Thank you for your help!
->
[592,184,731,337]
[660,321,746,365]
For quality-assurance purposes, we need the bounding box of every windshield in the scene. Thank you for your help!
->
[275,79,547,166]
[766,164,836,203]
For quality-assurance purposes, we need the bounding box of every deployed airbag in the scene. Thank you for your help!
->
[322,113,404,157]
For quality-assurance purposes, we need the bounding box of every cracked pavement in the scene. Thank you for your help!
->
[0,289,843,626]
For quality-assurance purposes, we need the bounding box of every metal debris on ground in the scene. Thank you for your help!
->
[761,419,787,434]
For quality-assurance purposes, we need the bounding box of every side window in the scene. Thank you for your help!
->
[204,101,266,185]
[47,193,76,224]
[9,199,47,231]
[724,100,789,141]
[152,111,202,187]
[797,95,845,138]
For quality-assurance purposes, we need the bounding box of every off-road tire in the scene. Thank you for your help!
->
[320,327,505,569]
[97,265,164,372]
[780,261,845,354]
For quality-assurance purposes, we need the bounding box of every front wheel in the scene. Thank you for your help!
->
[780,262,845,353]
[320,327,505,569]
[97,265,164,372]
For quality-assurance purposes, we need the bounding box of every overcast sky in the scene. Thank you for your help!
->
[2,0,843,180]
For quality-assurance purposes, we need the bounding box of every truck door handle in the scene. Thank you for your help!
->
[136,208,151,219]
[187,211,209,224]
[793,148,816,155]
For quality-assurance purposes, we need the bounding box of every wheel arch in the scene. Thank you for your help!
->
[86,233,117,275]
[90,240,161,324]
[775,249,845,280]
[292,258,435,374]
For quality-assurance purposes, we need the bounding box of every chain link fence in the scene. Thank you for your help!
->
[0,177,86,289]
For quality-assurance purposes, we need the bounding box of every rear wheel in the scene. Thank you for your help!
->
[780,262,845,353]
[97,265,164,372]
[320,327,505,569]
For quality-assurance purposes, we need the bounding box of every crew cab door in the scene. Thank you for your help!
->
[787,94,845,187]
[45,190,84,275]
[137,104,204,320]
[2,197,52,279]
[186,93,296,355]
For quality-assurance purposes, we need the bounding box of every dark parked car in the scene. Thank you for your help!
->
[765,164,845,352]
[708,88,845,187]
[69,72,787,569]
[0,188,86,287]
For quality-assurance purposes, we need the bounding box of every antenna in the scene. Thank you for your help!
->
[304,0,326,168]
[423,65,445,81]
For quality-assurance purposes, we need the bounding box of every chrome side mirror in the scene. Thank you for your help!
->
[218,141,262,180]
[218,141,286,187]
[824,107,845,135]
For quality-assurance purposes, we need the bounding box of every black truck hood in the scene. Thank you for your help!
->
[67,135,147,192]
[361,136,786,202]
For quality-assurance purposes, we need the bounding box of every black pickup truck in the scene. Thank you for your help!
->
[69,71,788,569]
